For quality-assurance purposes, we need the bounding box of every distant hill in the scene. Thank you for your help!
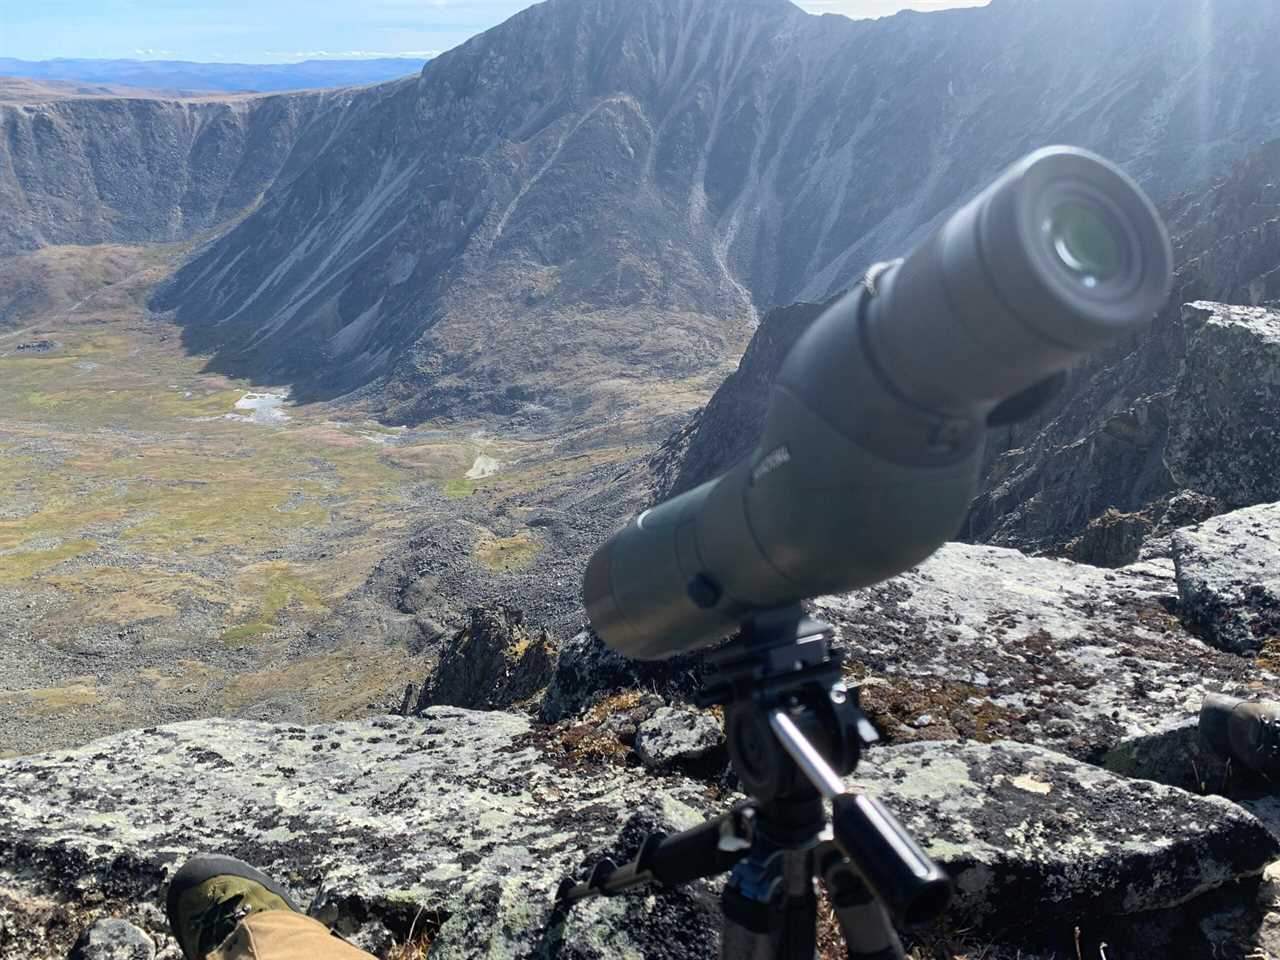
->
[0,76,203,104]
[0,57,427,94]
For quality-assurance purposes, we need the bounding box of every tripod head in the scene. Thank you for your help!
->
[559,606,951,959]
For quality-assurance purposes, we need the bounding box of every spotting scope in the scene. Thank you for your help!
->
[585,146,1173,660]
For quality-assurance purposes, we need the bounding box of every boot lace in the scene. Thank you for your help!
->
[194,893,251,955]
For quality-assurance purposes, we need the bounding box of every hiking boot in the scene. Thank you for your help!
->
[1200,693,1280,779]
[166,854,302,960]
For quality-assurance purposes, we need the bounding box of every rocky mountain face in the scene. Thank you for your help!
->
[0,88,341,254]
[968,139,1280,559]
[137,0,1280,424]
[666,136,1280,561]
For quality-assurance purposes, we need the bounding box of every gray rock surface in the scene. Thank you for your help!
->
[1166,303,1280,509]
[633,707,725,772]
[815,542,1273,762]
[0,91,334,254]
[854,739,1279,931]
[966,135,1280,555]
[540,630,703,724]
[0,709,721,960]
[1173,502,1280,655]
[2,712,1276,958]
[414,605,555,712]
[68,920,155,960]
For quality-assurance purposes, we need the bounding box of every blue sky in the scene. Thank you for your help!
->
[0,0,990,63]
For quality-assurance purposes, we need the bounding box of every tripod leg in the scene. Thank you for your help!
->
[819,845,905,960]
[721,848,819,960]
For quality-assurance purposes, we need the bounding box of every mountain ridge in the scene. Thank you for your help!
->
[0,57,428,95]
[149,0,1280,424]
[5,0,1279,427]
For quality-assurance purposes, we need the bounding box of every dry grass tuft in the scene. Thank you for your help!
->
[383,904,447,960]
[385,936,432,960]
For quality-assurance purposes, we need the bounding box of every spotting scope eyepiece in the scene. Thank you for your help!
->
[585,146,1173,661]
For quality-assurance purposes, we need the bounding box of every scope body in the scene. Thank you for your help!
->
[586,146,1173,660]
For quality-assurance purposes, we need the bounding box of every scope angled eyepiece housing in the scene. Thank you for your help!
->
[585,146,1173,660]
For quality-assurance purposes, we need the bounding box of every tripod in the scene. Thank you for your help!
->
[558,606,951,959]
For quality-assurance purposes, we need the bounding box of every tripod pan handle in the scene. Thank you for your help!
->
[832,793,952,928]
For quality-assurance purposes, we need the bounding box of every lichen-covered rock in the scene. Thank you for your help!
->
[414,605,555,712]
[1172,503,1280,656]
[816,542,1273,761]
[4,710,1280,957]
[1062,507,1153,567]
[634,707,725,774]
[68,920,154,960]
[854,740,1279,932]
[540,630,703,723]
[1166,303,1280,508]
[1139,489,1225,560]
[0,709,720,960]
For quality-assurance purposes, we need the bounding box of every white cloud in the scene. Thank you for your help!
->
[793,0,990,17]
[264,49,440,60]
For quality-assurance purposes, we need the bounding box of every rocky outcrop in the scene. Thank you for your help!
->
[1,711,1276,959]
[1061,489,1223,568]
[0,709,723,960]
[1061,507,1157,568]
[966,136,1280,554]
[540,630,704,723]
[1173,503,1280,656]
[633,706,725,776]
[414,605,555,711]
[1166,302,1280,508]
[855,740,1278,938]
[815,542,1273,763]
[145,0,1280,422]
[67,920,154,960]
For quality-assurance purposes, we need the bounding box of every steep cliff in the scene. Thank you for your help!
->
[0,89,339,254]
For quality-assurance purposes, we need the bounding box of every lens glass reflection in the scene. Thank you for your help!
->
[1043,202,1124,288]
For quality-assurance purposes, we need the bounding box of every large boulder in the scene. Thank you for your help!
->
[67,920,154,960]
[1,713,1275,959]
[815,542,1272,762]
[633,707,726,776]
[540,630,703,723]
[0,709,721,960]
[1173,502,1280,656]
[855,739,1278,942]
[1166,302,1280,508]
[414,605,555,712]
